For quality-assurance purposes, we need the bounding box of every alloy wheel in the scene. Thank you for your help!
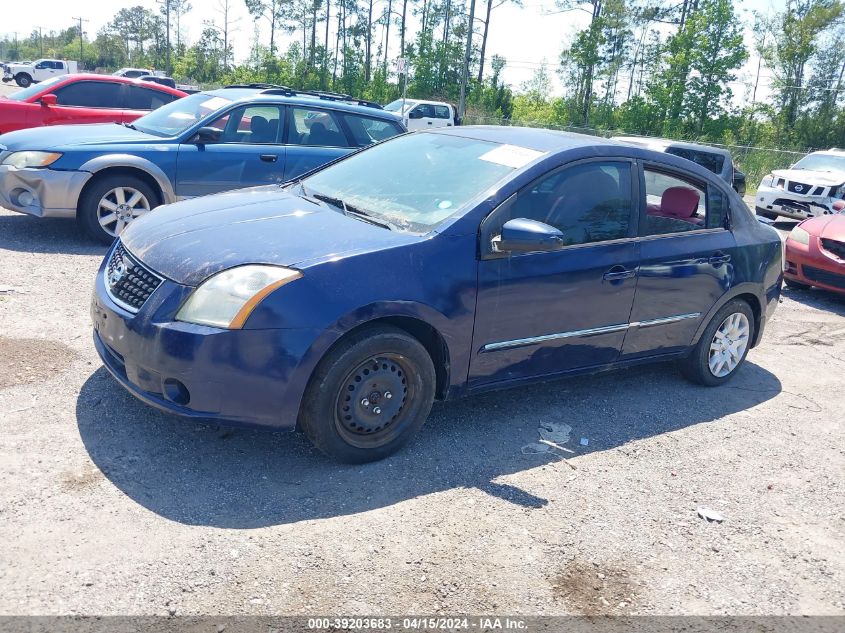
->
[97,186,151,237]
[708,312,750,378]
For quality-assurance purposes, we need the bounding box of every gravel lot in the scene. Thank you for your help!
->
[0,95,843,616]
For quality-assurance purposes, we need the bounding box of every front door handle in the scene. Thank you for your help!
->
[709,252,731,265]
[260,154,279,163]
[603,265,637,282]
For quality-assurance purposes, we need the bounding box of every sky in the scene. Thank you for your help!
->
[1,0,788,105]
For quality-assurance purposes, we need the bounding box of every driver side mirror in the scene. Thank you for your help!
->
[191,126,221,144]
[495,218,565,253]
[40,94,57,107]
[408,110,423,119]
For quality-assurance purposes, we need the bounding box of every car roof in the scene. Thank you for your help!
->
[613,135,731,158]
[201,86,401,120]
[811,149,845,156]
[431,125,618,152]
[41,73,186,95]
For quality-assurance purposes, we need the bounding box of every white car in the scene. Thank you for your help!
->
[2,59,78,88]
[755,149,845,221]
[384,99,458,131]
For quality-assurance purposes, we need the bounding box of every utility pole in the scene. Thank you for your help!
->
[36,26,44,57]
[458,0,477,123]
[71,17,88,66]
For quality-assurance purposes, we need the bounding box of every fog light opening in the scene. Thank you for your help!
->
[11,188,36,207]
[162,378,190,406]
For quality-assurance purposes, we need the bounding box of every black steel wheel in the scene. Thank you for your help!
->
[299,325,436,463]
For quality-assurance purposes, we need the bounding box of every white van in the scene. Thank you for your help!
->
[384,99,459,131]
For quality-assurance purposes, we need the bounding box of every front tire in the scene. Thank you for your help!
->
[77,175,159,245]
[299,325,436,463]
[784,277,809,290]
[15,73,32,88]
[680,300,754,386]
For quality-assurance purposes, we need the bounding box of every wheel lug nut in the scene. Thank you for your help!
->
[361,398,370,407]
[384,391,392,399]
[373,406,382,414]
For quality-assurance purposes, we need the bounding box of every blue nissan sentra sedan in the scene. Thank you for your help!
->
[91,127,783,462]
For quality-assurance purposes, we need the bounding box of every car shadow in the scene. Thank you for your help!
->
[0,212,104,255]
[76,360,782,529]
[783,284,845,316]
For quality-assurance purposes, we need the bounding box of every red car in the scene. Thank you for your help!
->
[784,200,845,294]
[0,74,186,134]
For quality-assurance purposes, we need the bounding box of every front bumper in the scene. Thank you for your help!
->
[784,236,845,295]
[755,185,840,220]
[0,164,89,218]
[91,255,321,429]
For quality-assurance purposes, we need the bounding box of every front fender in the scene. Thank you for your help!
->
[78,154,176,203]
[279,301,462,428]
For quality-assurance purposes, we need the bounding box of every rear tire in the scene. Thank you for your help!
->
[680,300,755,387]
[15,73,32,88]
[298,325,436,463]
[77,174,159,245]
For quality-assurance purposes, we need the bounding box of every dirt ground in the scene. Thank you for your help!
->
[0,92,843,616]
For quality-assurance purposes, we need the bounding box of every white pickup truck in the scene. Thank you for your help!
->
[2,59,78,88]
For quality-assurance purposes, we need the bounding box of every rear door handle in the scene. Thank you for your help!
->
[260,154,278,163]
[603,265,637,282]
[709,252,731,265]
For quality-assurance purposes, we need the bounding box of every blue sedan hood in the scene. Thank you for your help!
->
[0,123,161,151]
[121,186,419,286]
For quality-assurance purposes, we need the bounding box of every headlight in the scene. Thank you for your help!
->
[176,265,302,329]
[788,226,810,245]
[759,174,774,188]
[1,151,62,168]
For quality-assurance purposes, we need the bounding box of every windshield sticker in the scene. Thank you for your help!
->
[479,144,545,169]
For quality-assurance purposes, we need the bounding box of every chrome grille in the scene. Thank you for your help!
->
[104,242,164,313]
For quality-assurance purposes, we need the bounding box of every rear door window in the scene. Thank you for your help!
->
[125,85,176,111]
[54,81,124,108]
[433,105,451,119]
[342,114,404,147]
[288,107,351,147]
[641,167,726,234]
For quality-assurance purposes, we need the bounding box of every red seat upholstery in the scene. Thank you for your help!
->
[648,186,703,226]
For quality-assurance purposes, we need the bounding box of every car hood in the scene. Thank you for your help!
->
[121,186,420,286]
[799,214,845,241]
[771,168,845,187]
[0,123,162,150]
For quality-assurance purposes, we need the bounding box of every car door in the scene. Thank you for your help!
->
[620,162,737,359]
[469,158,641,387]
[46,80,126,125]
[32,61,57,82]
[407,103,437,130]
[175,104,287,197]
[282,105,355,180]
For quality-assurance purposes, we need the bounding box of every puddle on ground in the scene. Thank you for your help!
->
[0,336,76,389]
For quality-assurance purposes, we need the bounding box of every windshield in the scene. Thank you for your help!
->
[302,132,543,233]
[384,99,417,113]
[131,92,233,137]
[793,153,845,174]
[6,75,65,101]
